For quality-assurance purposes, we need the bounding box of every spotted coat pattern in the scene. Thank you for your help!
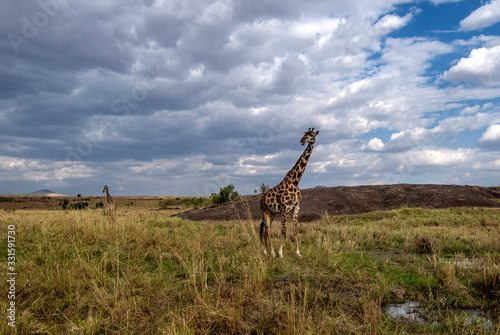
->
[260,128,319,258]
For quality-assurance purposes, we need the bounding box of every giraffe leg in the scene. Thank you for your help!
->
[292,204,302,258]
[278,210,289,258]
[260,220,268,256]
[266,224,276,257]
[261,212,276,257]
[267,213,276,257]
[260,212,269,256]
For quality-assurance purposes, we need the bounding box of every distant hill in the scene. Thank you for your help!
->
[1,189,69,197]
[34,189,55,194]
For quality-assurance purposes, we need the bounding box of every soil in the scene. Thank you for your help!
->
[177,184,500,222]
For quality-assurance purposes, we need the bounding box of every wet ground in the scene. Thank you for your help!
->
[385,301,498,330]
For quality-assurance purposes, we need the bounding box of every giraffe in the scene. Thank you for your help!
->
[102,185,116,215]
[260,127,319,258]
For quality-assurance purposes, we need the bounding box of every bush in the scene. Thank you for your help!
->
[68,202,89,210]
[181,197,211,209]
[60,199,70,210]
[211,185,240,204]
[159,197,211,209]
[159,198,181,208]
[95,202,104,209]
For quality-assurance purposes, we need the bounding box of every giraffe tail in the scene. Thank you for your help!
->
[259,221,265,242]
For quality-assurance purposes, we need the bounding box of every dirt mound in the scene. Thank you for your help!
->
[177,184,500,222]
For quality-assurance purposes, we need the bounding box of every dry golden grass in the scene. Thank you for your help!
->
[0,206,499,334]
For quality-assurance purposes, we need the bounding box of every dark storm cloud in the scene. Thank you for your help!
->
[1,0,499,195]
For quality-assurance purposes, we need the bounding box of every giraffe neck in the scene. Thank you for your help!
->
[106,190,112,202]
[282,143,314,186]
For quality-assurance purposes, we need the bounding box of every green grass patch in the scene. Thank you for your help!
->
[0,207,498,333]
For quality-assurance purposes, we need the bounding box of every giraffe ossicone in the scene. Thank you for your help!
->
[260,128,319,258]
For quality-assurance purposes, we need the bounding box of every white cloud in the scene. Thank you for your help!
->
[460,0,500,31]
[0,156,97,185]
[461,102,494,115]
[0,157,38,172]
[382,38,454,72]
[408,148,473,166]
[126,159,183,174]
[431,112,494,136]
[304,143,499,188]
[2,0,500,195]
[373,13,414,36]
[442,45,500,86]
[362,138,385,151]
[478,124,500,150]
[461,105,481,115]
[46,165,97,182]
[480,124,500,141]
[358,112,497,154]
[430,0,461,3]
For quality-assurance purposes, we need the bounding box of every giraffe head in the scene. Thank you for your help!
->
[102,185,109,193]
[300,128,319,146]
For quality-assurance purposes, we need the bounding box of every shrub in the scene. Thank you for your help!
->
[68,201,89,210]
[211,184,239,204]
[259,183,269,195]
[95,202,104,209]
[159,197,211,209]
[60,199,70,210]
[181,197,211,209]
[159,198,181,208]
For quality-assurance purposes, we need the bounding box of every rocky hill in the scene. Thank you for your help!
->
[177,184,500,222]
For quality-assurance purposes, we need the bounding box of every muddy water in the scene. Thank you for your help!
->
[386,301,424,323]
[385,301,497,330]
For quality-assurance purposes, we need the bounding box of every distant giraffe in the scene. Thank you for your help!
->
[260,128,319,258]
[102,185,116,215]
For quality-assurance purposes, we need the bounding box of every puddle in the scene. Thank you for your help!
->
[459,309,495,329]
[385,301,424,324]
[385,301,497,330]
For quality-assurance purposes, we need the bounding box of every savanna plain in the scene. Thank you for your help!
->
[1,197,499,334]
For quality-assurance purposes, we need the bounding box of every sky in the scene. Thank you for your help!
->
[1,0,499,196]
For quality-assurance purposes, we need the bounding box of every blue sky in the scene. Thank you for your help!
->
[1,0,499,196]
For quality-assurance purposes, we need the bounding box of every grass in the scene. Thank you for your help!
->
[0,206,499,334]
